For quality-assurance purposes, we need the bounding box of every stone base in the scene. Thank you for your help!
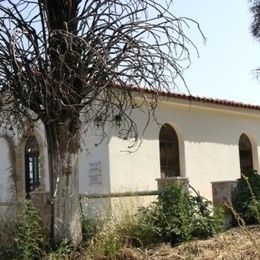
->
[156,177,189,192]
[211,180,237,228]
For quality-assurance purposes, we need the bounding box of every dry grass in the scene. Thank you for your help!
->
[97,226,260,260]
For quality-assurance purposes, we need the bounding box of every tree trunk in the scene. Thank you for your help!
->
[46,123,82,246]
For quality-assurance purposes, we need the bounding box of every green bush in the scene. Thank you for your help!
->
[232,171,260,225]
[117,204,160,247]
[153,185,192,244]
[189,195,224,238]
[118,185,224,247]
[82,185,223,258]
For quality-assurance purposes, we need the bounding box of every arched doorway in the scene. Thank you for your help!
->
[239,133,253,173]
[25,136,40,193]
[159,123,180,178]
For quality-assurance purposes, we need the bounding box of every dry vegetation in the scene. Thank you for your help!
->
[89,226,260,260]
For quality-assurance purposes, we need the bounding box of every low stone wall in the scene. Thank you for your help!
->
[211,181,237,206]
[211,180,237,227]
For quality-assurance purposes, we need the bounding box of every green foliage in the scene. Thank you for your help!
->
[153,185,192,244]
[16,199,45,260]
[153,186,223,244]
[81,185,223,259]
[189,195,224,238]
[47,239,74,259]
[117,185,224,247]
[232,171,260,225]
[102,233,121,257]
[116,205,158,247]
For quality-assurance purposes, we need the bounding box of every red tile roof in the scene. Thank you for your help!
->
[131,87,260,111]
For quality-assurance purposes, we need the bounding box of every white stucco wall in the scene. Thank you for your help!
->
[103,98,260,200]
[79,126,110,194]
[1,96,260,206]
[109,136,160,192]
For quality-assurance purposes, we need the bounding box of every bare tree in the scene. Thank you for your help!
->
[0,0,201,245]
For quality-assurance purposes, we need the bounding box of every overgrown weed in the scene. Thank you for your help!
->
[83,185,224,258]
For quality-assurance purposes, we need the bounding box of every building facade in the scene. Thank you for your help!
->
[1,93,260,217]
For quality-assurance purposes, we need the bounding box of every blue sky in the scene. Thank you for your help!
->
[172,0,260,105]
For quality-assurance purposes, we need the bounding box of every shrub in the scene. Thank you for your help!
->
[155,185,223,244]
[117,185,223,247]
[16,199,45,260]
[46,239,74,259]
[232,171,260,225]
[189,195,224,238]
[153,185,192,244]
[116,204,159,247]
[82,185,224,258]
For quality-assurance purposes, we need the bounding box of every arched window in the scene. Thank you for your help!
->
[159,123,180,177]
[239,133,253,173]
[25,136,40,193]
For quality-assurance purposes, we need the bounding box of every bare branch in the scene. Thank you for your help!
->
[0,0,202,140]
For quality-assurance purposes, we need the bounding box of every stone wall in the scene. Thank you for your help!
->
[156,177,189,192]
[211,180,237,227]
